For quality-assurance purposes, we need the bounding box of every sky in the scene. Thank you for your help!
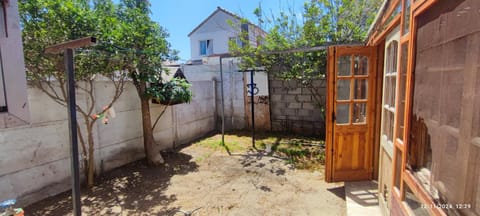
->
[149,0,302,61]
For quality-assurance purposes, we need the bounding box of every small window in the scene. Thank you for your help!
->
[199,39,213,56]
[228,36,242,48]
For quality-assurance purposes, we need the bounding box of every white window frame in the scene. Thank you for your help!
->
[228,36,242,48]
[199,39,213,56]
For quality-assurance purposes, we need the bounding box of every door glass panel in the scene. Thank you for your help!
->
[336,104,350,124]
[337,56,351,76]
[337,79,351,100]
[383,111,395,141]
[402,0,411,36]
[353,103,367,124]
[354,79,368,99]
[394,147,402,190]
[354,55,369,75]
[404,183,430,216]
[397,43,408,140]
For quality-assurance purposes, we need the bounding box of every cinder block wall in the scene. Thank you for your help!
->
[269,77,326,137]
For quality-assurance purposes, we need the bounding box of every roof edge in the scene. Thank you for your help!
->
[188,6,266,37]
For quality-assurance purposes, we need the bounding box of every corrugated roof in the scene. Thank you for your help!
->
[187,6,266,37]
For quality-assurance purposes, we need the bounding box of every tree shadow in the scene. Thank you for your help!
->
[24,151,199,215]
[327,186,346,201]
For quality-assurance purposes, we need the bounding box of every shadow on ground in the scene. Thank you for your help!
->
[24,151,198,216]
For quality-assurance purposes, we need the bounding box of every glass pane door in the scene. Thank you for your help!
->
[336,55,369,125]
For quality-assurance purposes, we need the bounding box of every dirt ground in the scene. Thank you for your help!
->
[25,133,346,216]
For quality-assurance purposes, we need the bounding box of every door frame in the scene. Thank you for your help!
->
[326,45,381,182]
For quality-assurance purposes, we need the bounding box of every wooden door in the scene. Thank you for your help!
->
[326,46,377,182]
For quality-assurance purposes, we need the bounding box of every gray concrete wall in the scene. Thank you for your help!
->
[0,77,216,205]
[269,77,326,137]
[183,57,247,131]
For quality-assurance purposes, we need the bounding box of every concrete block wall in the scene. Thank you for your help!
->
[0,76,217,205]
[269,77,326,137]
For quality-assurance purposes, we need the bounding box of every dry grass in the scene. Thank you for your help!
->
[193,131,326,171]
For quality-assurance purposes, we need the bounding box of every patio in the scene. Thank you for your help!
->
[24,132,346,215]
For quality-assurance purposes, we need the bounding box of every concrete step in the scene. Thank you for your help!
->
[345,180,383,216]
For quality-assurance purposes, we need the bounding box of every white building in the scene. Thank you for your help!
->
[0,0,30,127]
[188,7,266,61]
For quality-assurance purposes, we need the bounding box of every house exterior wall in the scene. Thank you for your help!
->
[0,73,217,205]
[0,0,29,123]
[189,10,263,61]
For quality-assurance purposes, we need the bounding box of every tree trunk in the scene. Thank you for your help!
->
[139,82,164,166]
[87,123,95,187]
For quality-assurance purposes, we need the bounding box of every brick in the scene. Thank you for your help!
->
[302,87,313,95]
[270,80,284,88]
[271,108,284,116]
[302,103,316,110]
[298,109,312,117]
[287,102,301,109]
[284,108,297,116]
[273,115,287,120]
[297,95,312,102]
[288,88,302,94]
[271,102,287,109]
[270,95,283,102]
[285,80,299,88]
[284,95,297,102]
[286,115,302,120]
[312,79,327,88]
[273,87,287,94]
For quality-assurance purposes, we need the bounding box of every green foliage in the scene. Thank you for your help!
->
[112,0,174,99]
[229,0,381,120]
[20,0,125,82]
[231,0,381,74]
[149,78,193,105]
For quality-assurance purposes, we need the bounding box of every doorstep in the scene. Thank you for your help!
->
[345,181,382,216]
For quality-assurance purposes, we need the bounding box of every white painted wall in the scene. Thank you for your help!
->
[0,61,253,205]
[0,0,30,122]
[189,9,264,61]
[0,77,217,206]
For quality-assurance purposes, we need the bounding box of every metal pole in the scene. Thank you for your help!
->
[250,70,255,148]
[65,48,81,216]
[219,57,225,145]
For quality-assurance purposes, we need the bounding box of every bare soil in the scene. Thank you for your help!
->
[25,133,346,216]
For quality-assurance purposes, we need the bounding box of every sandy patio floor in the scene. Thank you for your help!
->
[25,133,346,216]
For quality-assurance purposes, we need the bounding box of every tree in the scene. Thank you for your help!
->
[113,0,190,166]
[20,0,128,186]
[230,0,381,125]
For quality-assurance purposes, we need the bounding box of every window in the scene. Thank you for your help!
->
[199,39,212,56]
[382,41,398,145]
[335,55,369,125]
[407,1,480,214]
[228,36,242,48]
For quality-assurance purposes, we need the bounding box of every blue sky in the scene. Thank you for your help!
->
[149,0,302,61]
